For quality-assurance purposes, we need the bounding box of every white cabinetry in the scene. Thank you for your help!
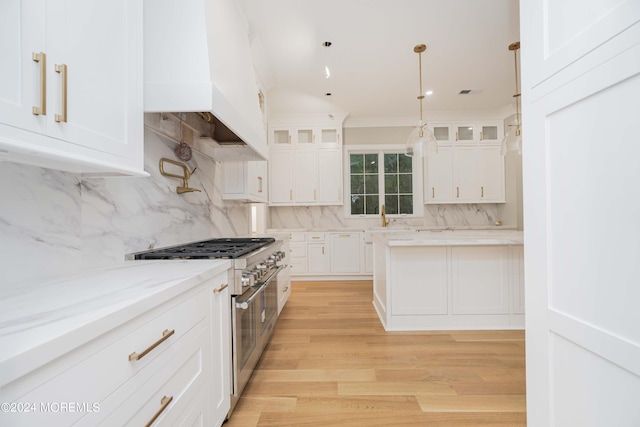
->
[0,0,144,176]
[222,161,267,202]
[0,269,230,427]
[277,239,292,314]
[268,117,344,206]
[329,233,361,273]
[373,241,524,331]
[288,230,370,279]
[424,121,505,204]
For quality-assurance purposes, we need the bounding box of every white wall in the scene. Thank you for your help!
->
[0,115,250,286]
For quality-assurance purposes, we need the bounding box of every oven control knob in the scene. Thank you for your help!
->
[265,258,276,266]
[241,275,252,287]
[256,263,267,270]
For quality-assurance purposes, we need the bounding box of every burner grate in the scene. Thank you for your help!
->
[135,238,275,260]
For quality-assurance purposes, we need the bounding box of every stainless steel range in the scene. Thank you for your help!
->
[129,237,286,417]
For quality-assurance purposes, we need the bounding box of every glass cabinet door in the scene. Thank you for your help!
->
[272,129,291,145]
[480,125,499,142]
[456,125,474,142]
[432,126,450,142]
[297,128,314,144]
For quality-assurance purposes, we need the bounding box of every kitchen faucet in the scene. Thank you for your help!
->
[381,204,390,227]
[159,158,201,194]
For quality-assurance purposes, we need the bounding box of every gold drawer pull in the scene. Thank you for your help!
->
[129,329,175,361]
[258,176,263,193]
[283,287,289,293]
[32,52,46,116]
[145,395,173,427]
[54,64,67,123]
[481,186,484,197]
[213,283,228,293]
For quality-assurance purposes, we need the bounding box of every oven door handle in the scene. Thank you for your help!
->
[235,265,285,310]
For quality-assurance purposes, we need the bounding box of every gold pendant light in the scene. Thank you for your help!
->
[405,44,437,157]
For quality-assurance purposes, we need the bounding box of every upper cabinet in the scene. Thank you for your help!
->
[424,120,505,204]
[222,161,268,203]
[144,0,268,161]
[268,115,345,206]
[0,0,145,176]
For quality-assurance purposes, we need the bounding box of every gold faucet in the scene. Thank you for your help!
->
[159,158,201,194]
[381,204,390,227]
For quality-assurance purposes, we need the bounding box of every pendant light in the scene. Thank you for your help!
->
[501,42,522,155]
[405,44,437,157]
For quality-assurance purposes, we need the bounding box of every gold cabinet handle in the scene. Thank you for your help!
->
[455,131,459,141]
[258,176,263,193]
[432,187,435,199]
[213,283,228,294]
[312,134,315,143]
[338,133,340,143]
[32,52,46,115]
[289,189,293,200]
[456,187,460,198]
[480,131,483,140]
[54,64,67,123]
[339,234,351,237]
[145,395,173,427]
[322,246,325,255]
[481,186,484,197]
[289,135,292,144]
[314,189,317,200]
[129,329,175,361]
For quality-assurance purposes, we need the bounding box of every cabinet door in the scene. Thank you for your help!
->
[329,233,361,273]
[48,0,142,159]
[317,148,342,204]
[247,161,267,199]
[269,150,294,204]
[307,243,327,274]
[270,127,292,147]
[451,246,510,314]
[317,126,341,147]
[424,146,454,203]
[477,146,505,202]
[294,149,317,203]
[453,146,478,201]
[0,0,46,134]
[210,277,231,426]
[364,242,373,274]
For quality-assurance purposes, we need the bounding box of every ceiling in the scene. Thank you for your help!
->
[238,0,521,126]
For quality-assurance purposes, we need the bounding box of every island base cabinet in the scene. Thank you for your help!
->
[373,243,524,331]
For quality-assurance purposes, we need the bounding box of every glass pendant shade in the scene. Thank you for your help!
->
[500,127,522,155]
[406,124,438,157]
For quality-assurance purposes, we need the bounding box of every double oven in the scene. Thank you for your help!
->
[129,237,285,418]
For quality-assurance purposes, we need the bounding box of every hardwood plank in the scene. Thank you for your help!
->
[417,395,526,413]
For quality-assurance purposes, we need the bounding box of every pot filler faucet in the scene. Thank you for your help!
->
[159,158,201,194]
[381,204,390,227]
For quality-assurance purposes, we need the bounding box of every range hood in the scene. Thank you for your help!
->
[143,0,268,161]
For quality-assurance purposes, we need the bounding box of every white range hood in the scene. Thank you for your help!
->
[144,0,268,161]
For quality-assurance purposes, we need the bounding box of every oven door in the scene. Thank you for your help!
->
[231,266,284,401]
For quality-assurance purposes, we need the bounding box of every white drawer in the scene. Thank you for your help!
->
[307,232,325,242]
[1,288,208,427]
[97,319,210,426]
[289,233,305,242]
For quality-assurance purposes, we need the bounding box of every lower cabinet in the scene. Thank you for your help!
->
[0,272,231,427]
[277,239,292,314]
[288,231,370,279]
[373,242,524,331]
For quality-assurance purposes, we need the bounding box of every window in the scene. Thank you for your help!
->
[348,147,421,217]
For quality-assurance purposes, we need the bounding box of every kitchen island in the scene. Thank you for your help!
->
[371,230,524,331]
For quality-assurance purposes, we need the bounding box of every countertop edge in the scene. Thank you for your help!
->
[0,260,231,388]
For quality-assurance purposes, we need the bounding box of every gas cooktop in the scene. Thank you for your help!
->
[132,237,276,260]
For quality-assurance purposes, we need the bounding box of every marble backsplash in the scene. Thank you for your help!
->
[0,125,249,286]
[269,203,499,230]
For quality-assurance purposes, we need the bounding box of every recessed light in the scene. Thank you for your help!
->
[425,90,433,96]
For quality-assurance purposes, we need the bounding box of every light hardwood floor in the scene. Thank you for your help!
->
[225,281,526,427]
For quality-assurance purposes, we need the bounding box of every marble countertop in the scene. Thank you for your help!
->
[267,225,517,233]
[370,230,524,246]
[0,260,231,387]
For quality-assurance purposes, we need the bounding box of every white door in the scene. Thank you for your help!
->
[268,150,293,204]
[307,243,326,274]
[329,233,360,273]
[477,145,505,202]
[294,149,317,203]
[424,146,454,203]
[0,0,47,134]
[317,148,342,204]
[522,2,640,426]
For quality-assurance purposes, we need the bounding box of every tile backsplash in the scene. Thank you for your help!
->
[0,119,249,286]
